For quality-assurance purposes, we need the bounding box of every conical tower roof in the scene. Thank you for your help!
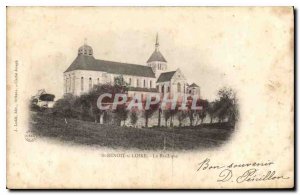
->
[147,33,167,63]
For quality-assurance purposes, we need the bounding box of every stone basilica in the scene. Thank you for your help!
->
[64,34,200,99]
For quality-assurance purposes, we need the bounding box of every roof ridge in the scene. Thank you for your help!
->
[65,55,156,78]
[96,58,152,68]
[156,71,177,83]
[161,70,176,74]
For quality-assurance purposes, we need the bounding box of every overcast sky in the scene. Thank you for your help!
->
[7,7,292,102]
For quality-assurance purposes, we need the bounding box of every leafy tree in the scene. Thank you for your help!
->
[114,75,129,91]
[86,78,129,124]
[207,101,217,123]
[196,99,209,125]
[185,96,198,127]
[177,110,188,127]
[214,87,238,125]
[52,78,129,124]
[158,108,162,127]
[74,94,94,121]
[53,94,77,118]
[187,110,196,126]
[162,106,178,127]
[130,111,138,126]
[169,106,179,127]
[143,98,160,127]
[163,109,172,127]
[115,103,129,126]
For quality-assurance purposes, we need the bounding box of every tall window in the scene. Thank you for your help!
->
[81,77,84,91]
[143,80,146,88]
[65,78,68,93]
[68,76,71,92]
[129,78,132,85]
[89,78,92,90]
[97,78,100,85]
[167,86,170,93]
[177,83,181,93]
[162,85,165,94]
[72,76,75,93]
[150,80,152,88]
[136,79,139,87]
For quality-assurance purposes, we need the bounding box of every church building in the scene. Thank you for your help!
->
[64,34,200,100]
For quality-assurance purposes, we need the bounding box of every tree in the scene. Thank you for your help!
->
[114,75,129,92]
[214,87,238,125]
[177,110,188,127]
[85,78,129,124]
[130,111,138,126]
[158,108,162,127]
[163,110,172,127]
[74,94,94,121]
[53,94,77,118]
[207,101,217,123]
[185,96,199,127]
[115,103,129,126]
[169,107,179,127]
[52,78,129,124]
[187,110,196,127]
[196,99,209,125]
[143,98,160,127]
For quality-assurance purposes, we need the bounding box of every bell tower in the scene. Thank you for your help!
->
[147,33,168,78]
[78,38,93,56]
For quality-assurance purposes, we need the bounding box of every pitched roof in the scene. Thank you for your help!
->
[156,71,176,83]
[128,87,159,93]
[64,55,155,78]
[147,51,167,63]
[189,83,199,88]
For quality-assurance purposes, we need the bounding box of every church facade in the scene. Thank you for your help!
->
[64,35,200,100]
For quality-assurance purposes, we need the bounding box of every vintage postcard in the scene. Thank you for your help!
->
[6,7,294,189]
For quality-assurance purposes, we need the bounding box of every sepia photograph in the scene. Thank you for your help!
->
[6,6,294,189]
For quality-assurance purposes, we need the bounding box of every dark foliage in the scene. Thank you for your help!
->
[30,112,234,151]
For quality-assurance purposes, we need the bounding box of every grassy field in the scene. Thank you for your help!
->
[30,112,234,151]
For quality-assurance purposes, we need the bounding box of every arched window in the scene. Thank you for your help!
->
[81,77,84,91]
[136,79,139,87]
[89,77,92,90]
[129,78,132,85]
[143,80,146,88]
[150,80,152,88]
[177,83,181,93]
[167,86,170,93]
[161,85,165,94]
